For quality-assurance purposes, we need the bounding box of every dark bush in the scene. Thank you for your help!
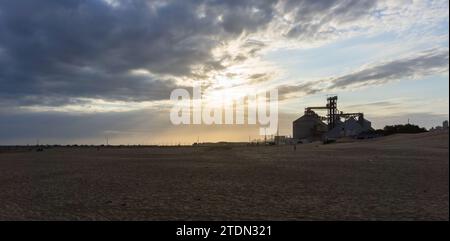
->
[382,124,427,135]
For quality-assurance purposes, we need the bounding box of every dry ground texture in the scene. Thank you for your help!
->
[0,131,448,220]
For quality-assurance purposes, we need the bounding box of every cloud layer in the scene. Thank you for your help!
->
[279,48,449,99]
[0,0,396,107]
[0,0,277,106]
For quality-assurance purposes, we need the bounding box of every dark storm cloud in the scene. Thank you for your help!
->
[279,49,450,99]
[0,0,385,107]
[0,0,277,106]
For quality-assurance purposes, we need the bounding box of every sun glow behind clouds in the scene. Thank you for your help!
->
[14,0,448,115]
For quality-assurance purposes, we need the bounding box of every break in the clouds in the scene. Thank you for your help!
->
[0,0,448,143]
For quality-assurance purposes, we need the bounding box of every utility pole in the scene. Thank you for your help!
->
[264,129,267,144]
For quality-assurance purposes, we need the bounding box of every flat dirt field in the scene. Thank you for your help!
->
[0,131,448,220]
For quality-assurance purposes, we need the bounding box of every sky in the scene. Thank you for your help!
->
[0,0,448,145]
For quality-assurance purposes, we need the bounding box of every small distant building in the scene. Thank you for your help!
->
[430,120,449,132]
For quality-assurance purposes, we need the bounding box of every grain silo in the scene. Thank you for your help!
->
[293,110,328,141]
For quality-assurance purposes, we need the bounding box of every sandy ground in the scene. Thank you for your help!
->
[0,131,448,220]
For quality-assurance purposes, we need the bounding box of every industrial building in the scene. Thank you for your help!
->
[293,96,373,142]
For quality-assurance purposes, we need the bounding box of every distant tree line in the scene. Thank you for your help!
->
[382,124,427,135]
[363,123,428,137]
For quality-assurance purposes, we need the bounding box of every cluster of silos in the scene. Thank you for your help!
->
[325,116,373,139]
[292,96,374,142]
[293,114,373,142]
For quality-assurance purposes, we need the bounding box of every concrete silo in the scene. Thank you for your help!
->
[293,111,328,141]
